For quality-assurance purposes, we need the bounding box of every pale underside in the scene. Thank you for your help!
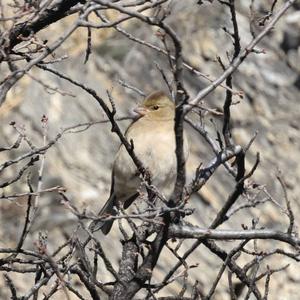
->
[113,117,188,205]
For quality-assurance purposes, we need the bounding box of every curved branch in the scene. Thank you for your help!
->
[1,0,82,62]
[186,0,296,112]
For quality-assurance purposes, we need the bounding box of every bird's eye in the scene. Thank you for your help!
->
[153,105,159,110]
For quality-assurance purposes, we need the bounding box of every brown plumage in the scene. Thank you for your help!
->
[89,91,188,234]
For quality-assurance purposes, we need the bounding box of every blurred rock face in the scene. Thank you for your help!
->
[0,1,299,299]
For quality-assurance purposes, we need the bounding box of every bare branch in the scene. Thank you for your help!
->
[187,0,296,112]
[169,225,300,248]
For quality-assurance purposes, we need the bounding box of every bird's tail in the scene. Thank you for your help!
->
[89,193,117,235]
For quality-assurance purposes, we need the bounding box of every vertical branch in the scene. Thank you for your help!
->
[84,26,92,64]
[33,114,48,209]
[277,173,295,235]
[160,23,188,206]
[113,225,169,299]
[3,274,18,300]
[112,240,139,299]
[222,0,241,148]
[15,178,34,251]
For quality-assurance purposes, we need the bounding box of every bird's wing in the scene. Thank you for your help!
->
[88,191,116,234]
[123,192,139,209]
[108,168,115,196]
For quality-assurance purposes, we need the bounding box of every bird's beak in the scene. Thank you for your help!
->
[132,106,149,119]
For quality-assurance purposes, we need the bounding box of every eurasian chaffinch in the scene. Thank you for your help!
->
[90,91,188,234]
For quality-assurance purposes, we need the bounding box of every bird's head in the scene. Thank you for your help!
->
[133,91,175,121]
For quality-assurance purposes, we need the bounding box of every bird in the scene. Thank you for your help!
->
[89,91,189,235]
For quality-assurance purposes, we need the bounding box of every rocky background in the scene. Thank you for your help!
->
[0,0,300,299]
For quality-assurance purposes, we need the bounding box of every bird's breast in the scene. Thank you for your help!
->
[113,120,188,200]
